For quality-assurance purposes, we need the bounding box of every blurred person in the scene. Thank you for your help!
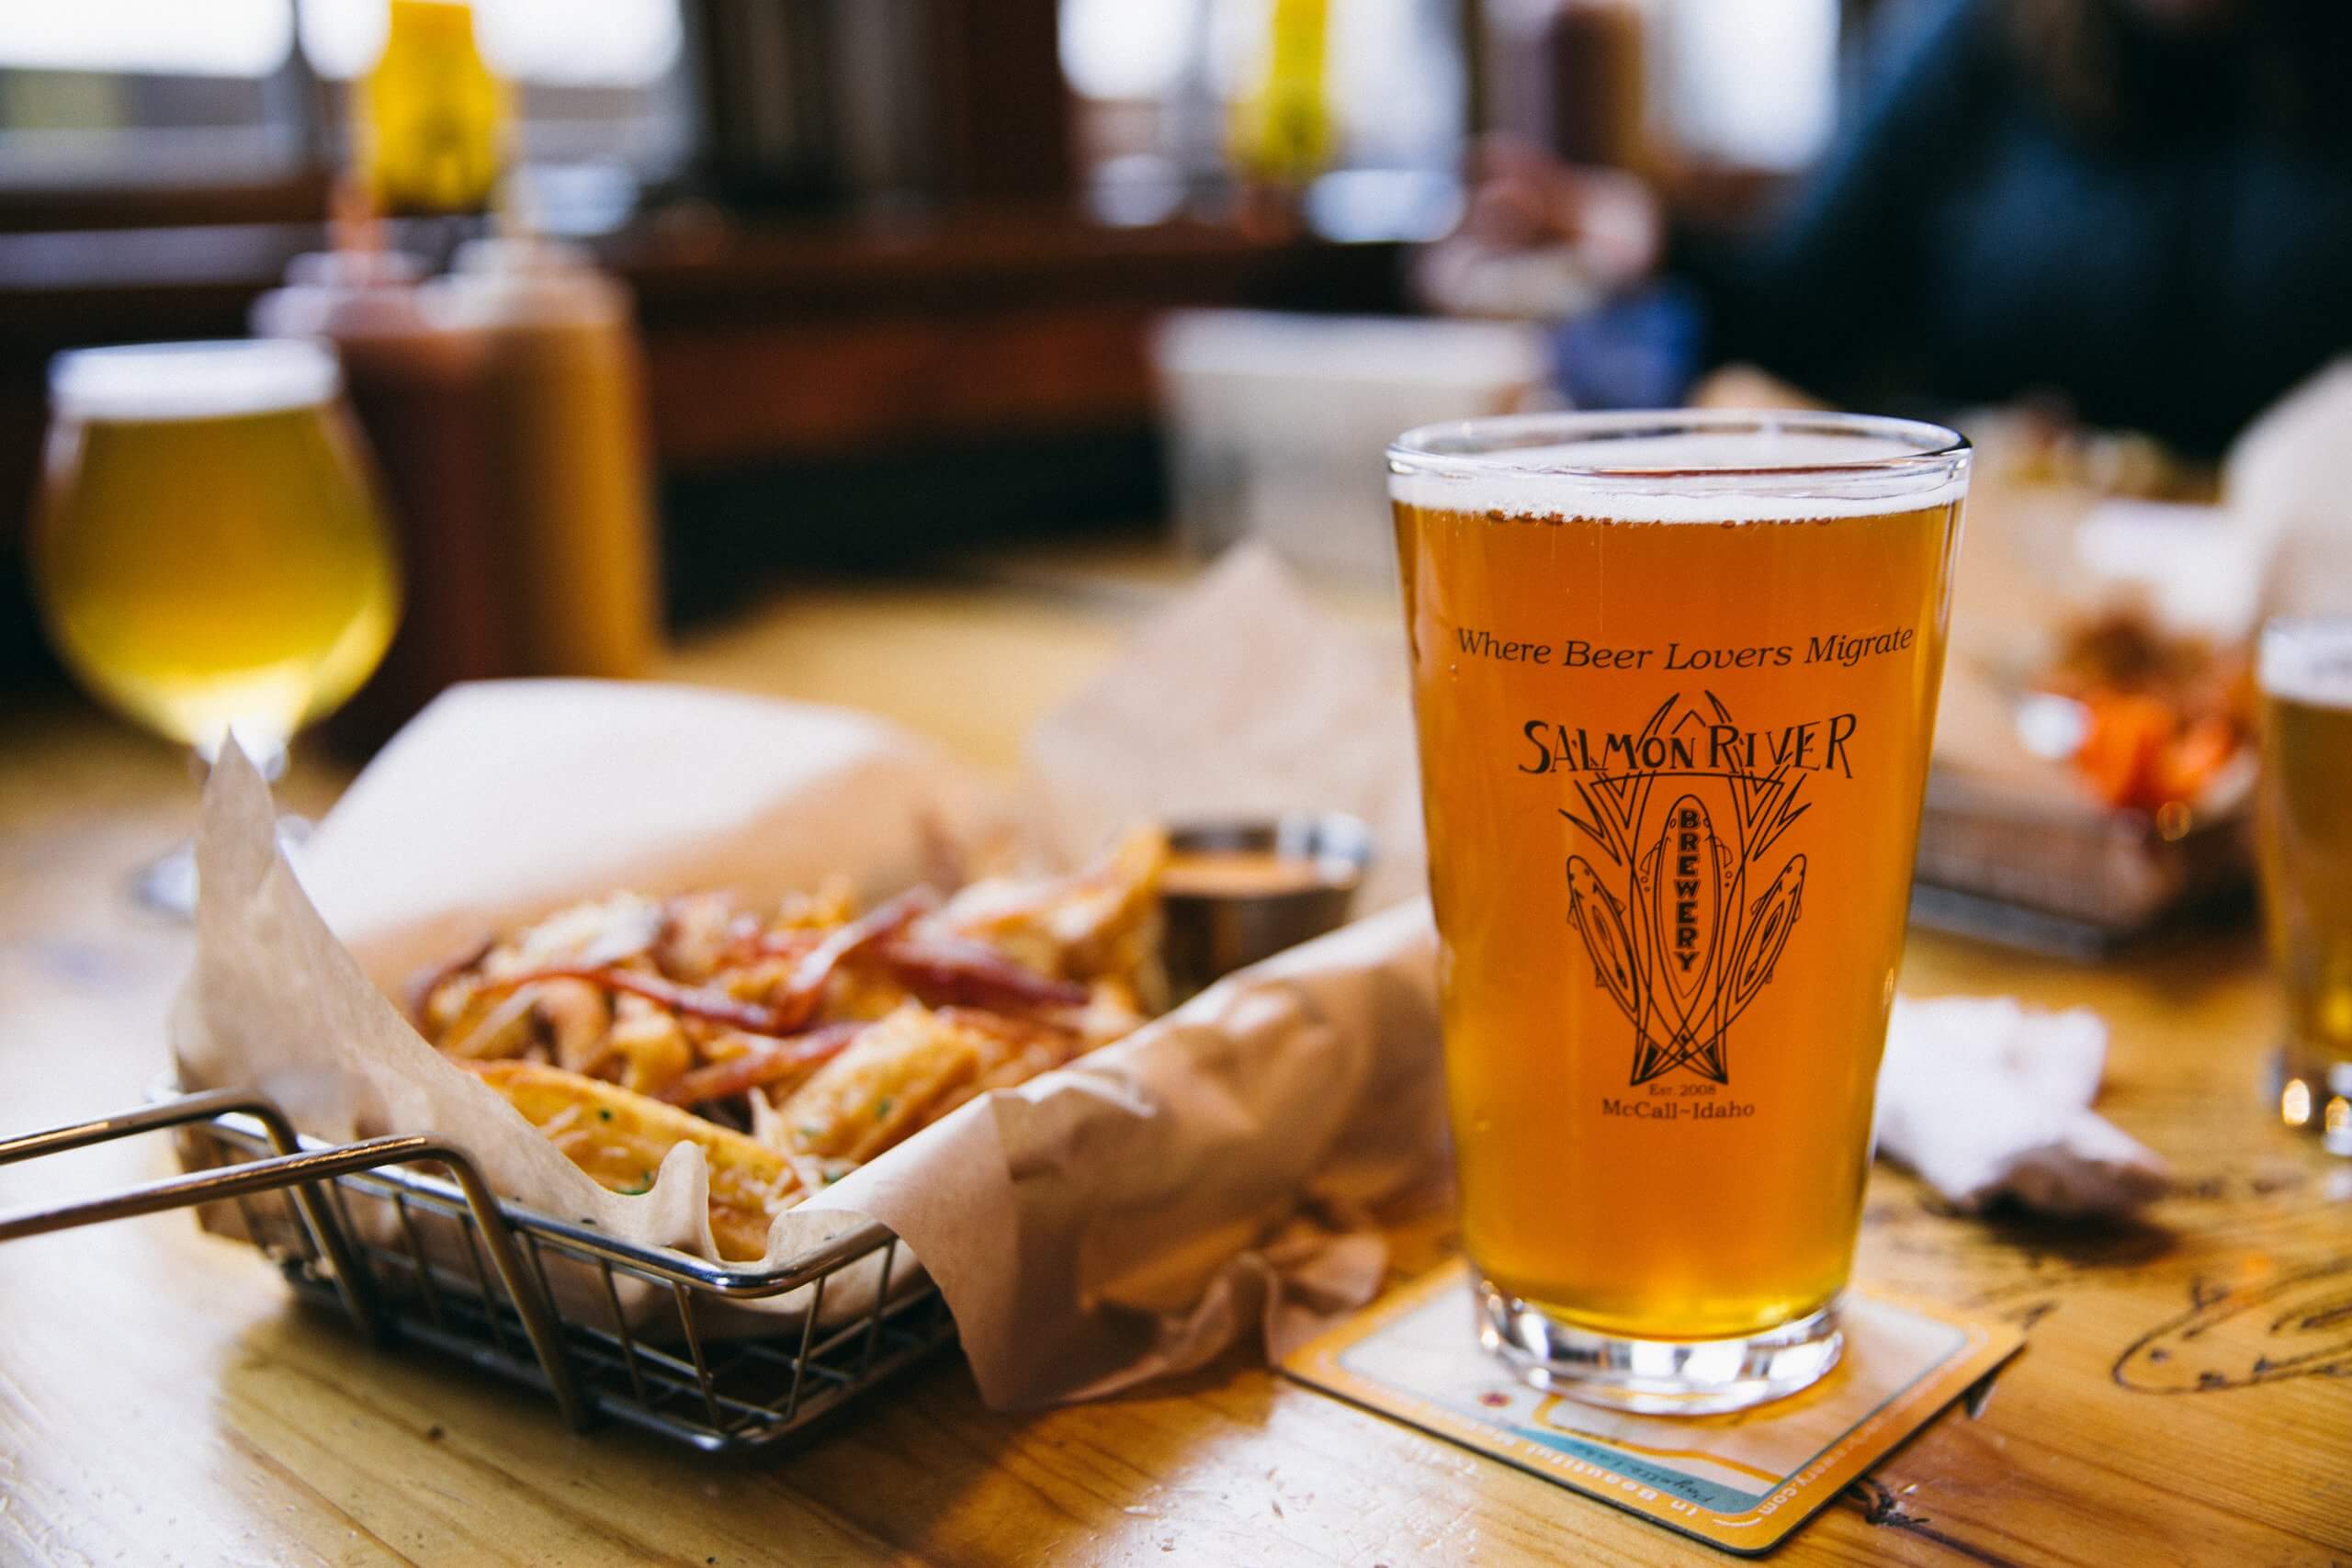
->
[1427,0,2352,456]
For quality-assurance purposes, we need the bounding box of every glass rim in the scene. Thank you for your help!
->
[1385,408,1971,482]
[2259,615,2352,704]
[2261,613,2352,636]
[48,337,343,422]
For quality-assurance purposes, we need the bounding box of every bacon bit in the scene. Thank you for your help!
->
[707,908,820,970]
[761,886,939,1031]
[657,1021,864,1106]
[484,965,798,1033]
[469,890,937,1036]
[877,934,1090,1010]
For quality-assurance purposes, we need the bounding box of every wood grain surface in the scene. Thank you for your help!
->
[2,550,2346,1567]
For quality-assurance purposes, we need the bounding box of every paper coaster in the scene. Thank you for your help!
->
[1280,1260,2022,1556]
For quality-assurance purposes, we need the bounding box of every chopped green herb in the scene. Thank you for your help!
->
[598,1108,614,1122]
[617,1169,654,1195]
[873,1097,895,1121]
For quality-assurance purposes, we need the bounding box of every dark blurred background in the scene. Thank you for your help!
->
[0,0,1876,680]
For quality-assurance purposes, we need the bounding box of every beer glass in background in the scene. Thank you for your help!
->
[2257,618,2352,1155]
[29,340,401,910]
[1389,412,1969,1414]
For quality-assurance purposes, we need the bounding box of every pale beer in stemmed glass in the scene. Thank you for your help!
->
[1389,411,1968,1413]
[30,340,401,909]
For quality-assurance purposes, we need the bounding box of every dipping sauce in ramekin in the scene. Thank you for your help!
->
[1159,815,1374,998]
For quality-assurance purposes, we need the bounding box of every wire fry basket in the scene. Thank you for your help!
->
[0,1089,955,1454]
[1910,765,2253,956]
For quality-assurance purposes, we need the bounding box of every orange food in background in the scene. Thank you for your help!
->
[2156,714,2240,807]
[2070,691,2172,808]
[2046,607,2253,813]
[2070,692,2243,812]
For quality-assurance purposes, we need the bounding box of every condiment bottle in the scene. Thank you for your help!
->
[359,0,510,218]
[426,237,662,679]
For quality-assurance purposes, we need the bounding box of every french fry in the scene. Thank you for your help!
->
[464,1060,800,1260]
[416,837,1171,1258]
[773,1003,989,1162]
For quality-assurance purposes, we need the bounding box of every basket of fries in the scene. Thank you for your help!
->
[2,811,1168,1450]
[2,585,1444,1434]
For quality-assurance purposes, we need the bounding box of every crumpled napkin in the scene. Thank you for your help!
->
[1874,995,2170,1215]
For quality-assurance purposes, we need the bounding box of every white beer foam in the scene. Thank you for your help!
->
[1390,428,1968,522]
[51,339,341,422]
[2260,620,2352,711]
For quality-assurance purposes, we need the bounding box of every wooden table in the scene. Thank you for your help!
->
[2,551,2346,1566]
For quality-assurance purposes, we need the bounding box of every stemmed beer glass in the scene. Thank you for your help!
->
[29,339,401,910]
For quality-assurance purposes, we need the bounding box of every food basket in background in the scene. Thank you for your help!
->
[1910,766,2253,957]
[0,1088,952,1454]
[1914,491,2263,958]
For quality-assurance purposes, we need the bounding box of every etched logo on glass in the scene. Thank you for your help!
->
[1555,693,1821,1086]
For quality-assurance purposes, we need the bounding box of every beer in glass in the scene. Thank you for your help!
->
[34,340,400,761]
[30,340,401,908]
[2257,618,2352,1156]
[1389,412,1968,1412]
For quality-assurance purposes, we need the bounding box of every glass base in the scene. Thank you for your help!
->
[2271,1048,2352,1156]
[1476,1277,1844,1416]
[131,815,311,920]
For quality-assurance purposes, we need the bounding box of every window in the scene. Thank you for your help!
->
[303,0,689,174]
[0,2,302,186]
[0,4,294,77]
[1059,0,1467,237]
[0,0,689,193]
[300,0,682,86]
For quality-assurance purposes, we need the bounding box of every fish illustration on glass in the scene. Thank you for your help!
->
[1560,694,1811,1088]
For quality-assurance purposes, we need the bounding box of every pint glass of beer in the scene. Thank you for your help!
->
[2257,618,2352,1156]
[1389,411,1969,1413]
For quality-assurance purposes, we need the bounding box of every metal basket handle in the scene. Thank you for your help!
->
[0,1089,586,1428]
